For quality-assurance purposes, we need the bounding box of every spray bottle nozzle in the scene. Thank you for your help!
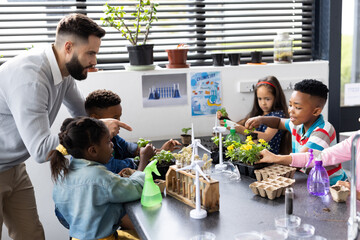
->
[144,160,160,177]
[224,119,237,129]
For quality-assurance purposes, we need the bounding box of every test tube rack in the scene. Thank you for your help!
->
[165,165,220,212]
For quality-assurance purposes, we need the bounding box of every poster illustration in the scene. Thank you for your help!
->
[142,73,187,108]
[190,71,221,116]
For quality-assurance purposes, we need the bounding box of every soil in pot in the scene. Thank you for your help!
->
[233,161,272,179]
[166,49,190,68]
[181,134,191,146]
[127,44,154,66]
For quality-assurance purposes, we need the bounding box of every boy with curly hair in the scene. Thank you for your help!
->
[245,79,347,185]
[85,89,181,173]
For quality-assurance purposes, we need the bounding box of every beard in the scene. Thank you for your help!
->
[65,53,91,80]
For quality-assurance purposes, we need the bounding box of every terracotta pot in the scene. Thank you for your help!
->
[166,49,189,68]
[180,134,191,146]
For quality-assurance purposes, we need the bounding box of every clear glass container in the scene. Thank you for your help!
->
[288,223,315,238]
[274,32,293,64]
[262,229,288,240]
[233,231,262,240]
[274,215,301,230]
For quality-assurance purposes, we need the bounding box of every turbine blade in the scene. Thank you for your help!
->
[195,164,210,182]
[177,164,194,171]
[198,144,211,153]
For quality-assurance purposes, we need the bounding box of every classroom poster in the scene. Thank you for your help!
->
[190,71,221,116]
[142,73,188,108]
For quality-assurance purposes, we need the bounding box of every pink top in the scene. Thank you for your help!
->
[291,130,360,191]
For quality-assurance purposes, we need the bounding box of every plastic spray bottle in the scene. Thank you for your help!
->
[224,119,241,143]
[307,149,330,196]
[141,160,163,207]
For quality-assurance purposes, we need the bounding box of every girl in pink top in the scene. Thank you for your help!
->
[258,130,360,199]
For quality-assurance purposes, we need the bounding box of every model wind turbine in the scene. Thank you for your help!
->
[188,123,211,159]
[177,157,210,219]
[213,115,227,170]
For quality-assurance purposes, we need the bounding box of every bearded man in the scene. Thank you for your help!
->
[0,14,130,239]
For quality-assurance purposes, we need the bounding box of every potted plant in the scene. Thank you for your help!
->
[101,1,158,66]
[166,44,190,68]
[225,135,271,178]
[210,135,225,164]
[150,150,175,180]
[137,137,152,147]
[180,127,191,146]
[217,107,230,120]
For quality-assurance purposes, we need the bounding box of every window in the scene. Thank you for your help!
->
[0,0,315,70]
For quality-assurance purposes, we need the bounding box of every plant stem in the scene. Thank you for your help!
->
[135,0,142,45]
[143,3,154,45]
[113,16,136,45]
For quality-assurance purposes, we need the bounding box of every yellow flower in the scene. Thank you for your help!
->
[259,139,266,144]
[245,144,253,151]
[248,141,255,145]
[246,136,252,142]
[227,144,235,151]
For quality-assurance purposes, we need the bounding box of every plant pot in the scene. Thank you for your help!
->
[219,116,230,121]
[153,161,175,180]
[181,134,191,146]
[211,53,225,66]
[211,150,228,165]
[166,49,190,68]
[228,53,241,66]
[233,161,271,179]
[127,44,154,66]
[251,51,263,63]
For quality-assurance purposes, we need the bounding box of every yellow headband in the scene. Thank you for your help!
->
[56,144,68,156]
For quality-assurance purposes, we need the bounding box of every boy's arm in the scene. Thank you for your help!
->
[245,116,287,130]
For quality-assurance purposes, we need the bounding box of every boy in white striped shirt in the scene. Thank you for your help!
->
[245,79,347,185]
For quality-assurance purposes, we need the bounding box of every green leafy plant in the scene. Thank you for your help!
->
[217,107,228,117]
[137,137,152,148]
[150,150,174,164]
[211,135,224,147]
[181,127,191,135]
[101,0,158,46]
[225,135,270,165]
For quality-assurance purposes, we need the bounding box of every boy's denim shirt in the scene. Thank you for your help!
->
[105,135,138,173]
[53,157,145,239]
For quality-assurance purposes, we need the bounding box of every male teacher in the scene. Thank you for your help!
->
[0,14,130,239]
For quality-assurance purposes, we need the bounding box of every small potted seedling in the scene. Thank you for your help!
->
[137,137,152,148]
[217,107,230,120]
[181,127,192,146]
[150,150,175,180]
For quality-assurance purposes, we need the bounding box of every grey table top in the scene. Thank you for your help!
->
[124,168,357,240]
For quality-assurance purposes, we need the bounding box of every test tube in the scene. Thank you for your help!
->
[285,187,294,215]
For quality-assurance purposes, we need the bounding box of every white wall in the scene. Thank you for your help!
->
[2,61,329,240]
